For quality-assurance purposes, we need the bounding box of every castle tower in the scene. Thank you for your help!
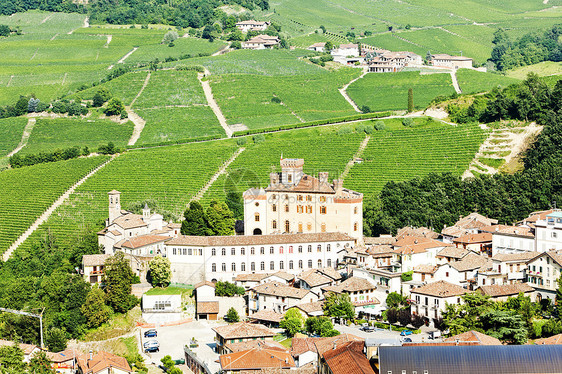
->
[280,158,304,186]
[108,190,121,224]
[142,203,151,222]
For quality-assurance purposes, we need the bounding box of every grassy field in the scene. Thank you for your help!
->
[19,118,134,155]
[0,156,110,254]
[145,285,193,296]
[210,68,360,129]
[347,72,455,112]
[456,69,520,94]
[506,62,562,80]
[345,121,486,193]
[16,141,238,252]
[0,117,28,157]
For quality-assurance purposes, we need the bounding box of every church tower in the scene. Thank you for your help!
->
[142,203,151,222]
[108,190,121,224]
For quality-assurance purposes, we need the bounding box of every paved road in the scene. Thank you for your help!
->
[335,322,442,344]
[141,320,226,373]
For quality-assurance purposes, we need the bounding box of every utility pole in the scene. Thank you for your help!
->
[0,307,45,348]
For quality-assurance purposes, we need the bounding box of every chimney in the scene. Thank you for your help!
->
[333,179,343,194]
[319,172,329,185]
[89,350,93,361]
[333,342,337,350]
[270,172,279,186]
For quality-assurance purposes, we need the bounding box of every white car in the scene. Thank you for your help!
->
[144,340,160,352]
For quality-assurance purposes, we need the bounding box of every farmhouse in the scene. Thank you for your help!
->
[307,42,326,52]
[430,53,473,69]
[82,254,110,284]
[241,35,279,50]
[213,322,275,354]
[331,43,361,65]
[244,158,363,240]
[235,20,270,33]
[368,51,422,73]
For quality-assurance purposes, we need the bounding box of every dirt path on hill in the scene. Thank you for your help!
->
[341,135,371,180]
[67,16,89,34]
[212,43,231,56]
[130,72,151,107]
[2,156,117,261]
[450,71,462,94]
[190,147,245,203]
[198,68,233,138]
[6,118,36,158]
[109,47,138,70]
[127,109,147,146]
[339,69,368,113]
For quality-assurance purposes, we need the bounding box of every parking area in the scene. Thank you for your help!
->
[335,322,442,343]
[140,320,226,373]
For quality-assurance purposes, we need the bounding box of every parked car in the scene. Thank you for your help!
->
[360,325,375,332]
[400,330,413,336]
[144,329,158,338]
[144,340,159,353]
[428,330,441,340]
[403,337,413,343]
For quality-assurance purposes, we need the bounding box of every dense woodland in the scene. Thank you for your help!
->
[364,75,562,236]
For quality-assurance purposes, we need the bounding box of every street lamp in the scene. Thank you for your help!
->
[0,307,45,348]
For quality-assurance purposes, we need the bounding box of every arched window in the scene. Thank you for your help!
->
[318,260,322,268]
[241,262,246,272]
[241,248,245,255]
[272,220,277,229]
[270,261,275,270]
[270,246,274,254]
[327,244,331,252]
[317,244,322,252]
[327,259,332,267]
[298,245,303,253]
[221,263,226,272]
[251,262,255,271]
[308,260,313,268]
[212,248,216,256]
[211,263,216,272]
[260,262,265,271]
[308,245,312,253]
[279,261,284,270]
[231,248,236,256]
[289,260,294,270]
[321,223,326,232]
[306,205,312,214]
[289,246,293,254]
[231,263,236,271]
[285,220,290,233]
[222,248,226,256]
[299,260,303,269]
[279,246,284,254]
[320,206,326,214]
[251,247,255,255]
[260,247,265,254]
[255,213,260,222]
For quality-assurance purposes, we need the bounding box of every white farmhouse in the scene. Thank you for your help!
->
[526,250,562,301]
[235,20,270,33]
[410,280,467,320]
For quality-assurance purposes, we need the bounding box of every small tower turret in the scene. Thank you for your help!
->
[142,203,151,222]
[108,190,121,224]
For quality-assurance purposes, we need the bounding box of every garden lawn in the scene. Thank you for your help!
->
[19,118,134,155]
[456,69,520,94]
[347,71,455,112]
[0,117,28,157]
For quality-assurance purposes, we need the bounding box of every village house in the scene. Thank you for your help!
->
[234,273,272,290]
[412,264,440,284]
[320,340,374,374]
[241,35,280,49]
[288,301,325,319]
[477,283,535,302]
[76,351,132,374]
[141,291,182,324]
[436,246,470,264]
[297,268,341,297]
[368,51,422,73]
[291,334,364,370]
[356,245,394,269]
[82,254,110,284]
[213,322,275,355]
[434,252,489,287]
[441,212,498,243]
[193,281,245,321]
[247,309,285,327]
[353,267,403,302]
[410,280,468,320]
[235,20,270,33]
[249,281,318,313]
[391,238,448,272]
[453,232,492,253]
[481,224,535,255]
[518,209,556,228]
[323,277,381,316]
[330,43,361,65]
[430,54,473,69]
[219,345,296,373]
[244,158,363,240]
[47,349,78,374]
[476,252,536,287]
[534,211,562,252]
[526,250,562,301]
[0,340,41,363]
[307,42,326,52]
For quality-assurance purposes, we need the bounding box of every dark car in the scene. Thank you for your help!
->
[144,340,159,353]
[360,325,375,332]
[403,337,413,343]
[144,329,158,338]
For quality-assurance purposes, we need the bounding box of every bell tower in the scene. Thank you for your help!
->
[108,190,121,224]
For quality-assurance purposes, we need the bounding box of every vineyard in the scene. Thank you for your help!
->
[72,71,149,106]
[345,122,487,194]
[347,72,455,112]
[0,156,110,254]
[126,37,227,64]
[0,117,28,157]
[18,118,134,155]
[456,69,520,94]
[132,70,206,109]
[16,141,238,251]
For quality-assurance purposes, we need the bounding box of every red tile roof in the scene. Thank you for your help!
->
[444,330,502,345]
[219,346,295,371]
[411,280,467,298]
[197,301,219,314]
[534,333,562,345]
[453,232,492,244]
[120,234,171,249]
[248,310,285,323]
[323,341,374,374]
[478,283,534,298]
[253,282,310,299]
[213,322,275,340]
[76,351,131,374]
[167,232,353,247]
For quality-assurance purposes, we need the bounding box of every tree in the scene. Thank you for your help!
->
[215,281,244,297]
[225,191,244,220]
[92,92,105,107]
[29,351,54,374]
[407,88,414,112]
[14,96,28,116]
[386,292,407,309]
[28,98,40,113]
[162,31,179,44]
[305,316,339,337]
[181,201,211,236]
[0,344,25,372]
[360,105,371,114]
[323,292,355,320]
[556,275,562,318]
[206,200,235,235]
[103,251,136,313]
[324,41,333,52]
[481,310,527,344]
[45,327,67,352]
[386,308,398,324]
[81,284,112,328]
[148,255,172,288]
[397,309,411,327]
[226,307,239,323]
[411,314,425,329]
[104,98,124,116]
[280,309,304,336]
[433,317,446,331]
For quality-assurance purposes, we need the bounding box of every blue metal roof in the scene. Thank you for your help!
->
[379,345,562,374]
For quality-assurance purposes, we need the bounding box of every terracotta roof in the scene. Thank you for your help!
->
[291,338,318,356]
[366,245,395,258]
[437,246,470,259]
[309,42,326,48]
[323,341,374,374]
[82,254,110,267]
[248,310,284,323]
[339,43,358,49]
[444,331,502,345]
[323,277,377,294]
[313,334,364,356]
[441,225,468,238]
[411,280,467,298]
[213,322,275,340]
[194,281,215,289]
[317,267,343,281]
[432,53,473,61]
[166,232,353,247]
[450,252,489,272]
[413,264,439,274]
[253,282,310,299]
[478,283,534,298]
[120,234,171,249]
[363,236,396,245]
[112,213,147,229]
[46,349,78,363]
[481,224,534,238]
[535,333,562,345]
[197,301,219,314]
[235,273,271,282]
[455,213,498,229]
[267,271,295,282]
[77,351,131,374]
[395,226,439,240]
[524,210,555,224]
[454,232,492,244]
[492,252,537,262]
[393,236,434,247]
[298,270,332,287]
[225,340,286,353]
[292,301,324,315]
[219,347,294,371]
[0,340,38,355]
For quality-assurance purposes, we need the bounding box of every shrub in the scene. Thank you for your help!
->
[402,118,413,127]
[163,31,179,44]
[337,127,352,135]
[360,105,371,114]
[374,120,386,130]
[253,134,265,144]
[236,137,247,146]
[363,125,374,134]
[271,96,282,104]
[105,98,124,116]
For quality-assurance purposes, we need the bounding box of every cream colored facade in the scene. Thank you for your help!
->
[244,159,363,240]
